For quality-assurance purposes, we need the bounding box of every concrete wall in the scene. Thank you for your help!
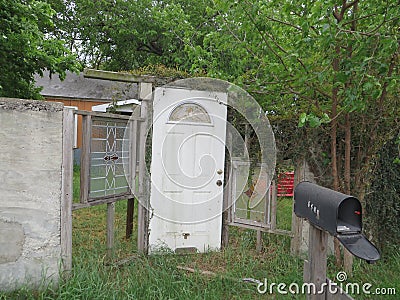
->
[0,98,64,290]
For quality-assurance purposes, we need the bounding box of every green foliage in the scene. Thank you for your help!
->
[46,0,215,71]
[129,64,193,79]
[298,112,330,128]
[0,0,80,99]
[366,136,400,248]
[46,0,399,119]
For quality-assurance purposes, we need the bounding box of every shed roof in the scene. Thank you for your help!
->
[91,99,141,113]
[34,70,138,101]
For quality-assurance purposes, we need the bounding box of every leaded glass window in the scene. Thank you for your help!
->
[89,118,130,199]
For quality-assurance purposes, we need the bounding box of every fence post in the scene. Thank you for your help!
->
[291,159,314,256]
[80,114,91,203]
[107,202,115,260]
[126,119,138,239]
[125,198,135,239]
[61,108,74,274]
[305,224,328,300]
[270,180,277,231]
[221,128,233,249]
[137,82,152,253]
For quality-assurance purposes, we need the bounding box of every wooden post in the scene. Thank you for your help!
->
[291,159,315,256]
[80,114,91,203]
[304,230,355,300]
[256,230,263,252]
[344,249,353,276]
[270,180,277,231]
[291,161,304,256]
[126,198,135,239]
[106,202,115,260]
[61,108,74,274]
[137,82,152,253]
[126,119,138,239]
[221,128,233,249]
[306,224,328,300]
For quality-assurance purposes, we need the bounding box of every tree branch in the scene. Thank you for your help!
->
[265,15,302,31]
[343,0,360,11]
[305,82,333,100]
[333,6,342,22]
[341,13,379,26]
[240,0,290,72]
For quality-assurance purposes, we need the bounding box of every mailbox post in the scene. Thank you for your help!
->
[294,182,380,299]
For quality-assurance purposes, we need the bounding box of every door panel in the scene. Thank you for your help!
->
[149,87,227,252]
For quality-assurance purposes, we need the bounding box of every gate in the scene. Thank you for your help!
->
[226,159,292,237]
[61,83,151,271]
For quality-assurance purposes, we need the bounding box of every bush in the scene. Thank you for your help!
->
[365,136,400,249]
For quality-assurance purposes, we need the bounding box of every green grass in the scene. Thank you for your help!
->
[276,197,293,231]
[72,165,80,203]
[1,171,399,299]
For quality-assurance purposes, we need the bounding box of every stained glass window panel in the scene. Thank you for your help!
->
[89,118,130,199]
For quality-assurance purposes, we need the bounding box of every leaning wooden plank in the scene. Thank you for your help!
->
[177,266,263,286]
[177,266,217,277]
[74,109,144,121]
[72,194,132,210]
[107,255,141,267]
[84,68,159,83]
[227,221,293,237]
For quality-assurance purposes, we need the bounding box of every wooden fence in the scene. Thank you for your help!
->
[61,82,152,271]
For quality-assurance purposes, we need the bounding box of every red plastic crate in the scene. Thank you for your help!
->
[277,171,294,197]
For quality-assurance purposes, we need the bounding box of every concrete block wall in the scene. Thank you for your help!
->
[0,98,64,290]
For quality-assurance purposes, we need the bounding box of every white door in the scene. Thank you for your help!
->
[149,87,227,253]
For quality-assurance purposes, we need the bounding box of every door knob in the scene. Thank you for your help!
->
[217,169,223,175]
[216,180,223,186]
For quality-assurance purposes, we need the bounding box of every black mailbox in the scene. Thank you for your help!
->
[294,181,380,263]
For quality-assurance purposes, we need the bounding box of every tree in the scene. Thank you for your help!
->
[0,0,80,99]
[45,0,217,71]
[189,0,399,192]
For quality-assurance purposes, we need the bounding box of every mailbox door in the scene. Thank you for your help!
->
[337,234,380,263]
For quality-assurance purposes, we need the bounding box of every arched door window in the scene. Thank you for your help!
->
[168,102,211,124]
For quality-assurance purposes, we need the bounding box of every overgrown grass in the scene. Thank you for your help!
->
[1,174,399,299]
[276,197,293,231]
